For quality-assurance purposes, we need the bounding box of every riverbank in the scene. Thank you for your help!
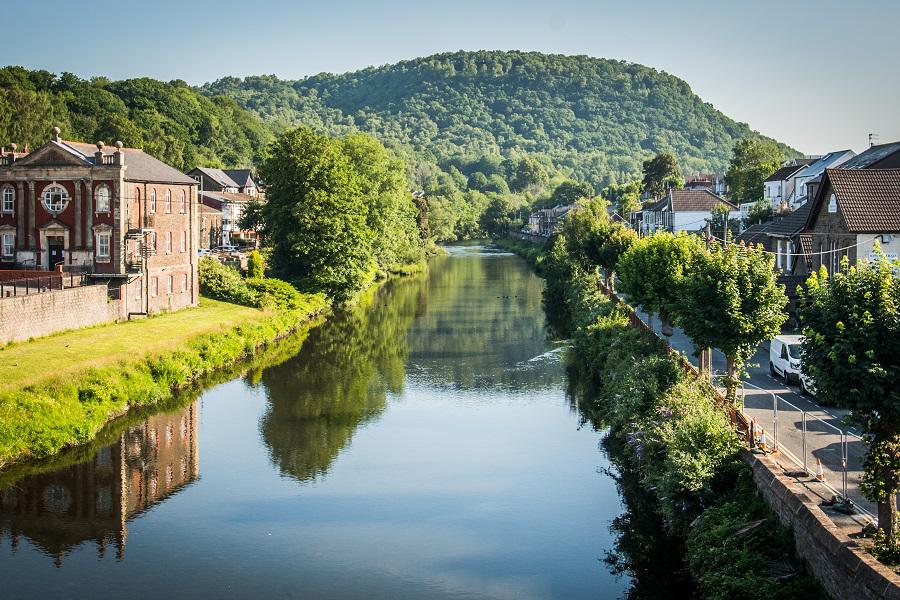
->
[499,236,825,598]
[0,295,329,468]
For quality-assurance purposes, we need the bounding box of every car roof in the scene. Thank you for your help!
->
[773,334,804,344]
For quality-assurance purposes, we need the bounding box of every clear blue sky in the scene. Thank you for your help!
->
[6,0,898,155]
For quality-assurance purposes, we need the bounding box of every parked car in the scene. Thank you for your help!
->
[215,244,239,253]
[769,334,804,384]
[198,247,211,257]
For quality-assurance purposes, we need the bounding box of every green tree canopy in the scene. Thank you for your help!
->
[725,138,784,206]
[800,258,900,541]
[642,152,680,199]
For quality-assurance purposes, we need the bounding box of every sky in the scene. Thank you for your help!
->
[5,0,899,155]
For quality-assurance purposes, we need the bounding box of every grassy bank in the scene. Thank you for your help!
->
[504,237,823,598]
[0,295,328,468]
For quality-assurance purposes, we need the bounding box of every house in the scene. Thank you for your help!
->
[799,168,900,274]
[198,191,257,247]
[837,141,900,170]
[784,150,855,209]
[684,173,727,195]
[763,161,814,210]
[641,189,737,235]
[186,167,260,196]
[526,204,579,237]
[0,127,199,315]
[198,203,223,249]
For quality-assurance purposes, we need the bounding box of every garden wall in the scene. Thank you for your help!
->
[0,284,119,344]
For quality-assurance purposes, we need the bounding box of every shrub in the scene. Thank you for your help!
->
[248,277,312,311]
[199,257,257,306]
[247,250,265,278]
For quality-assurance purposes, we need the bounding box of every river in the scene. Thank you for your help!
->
[1,243,652,599]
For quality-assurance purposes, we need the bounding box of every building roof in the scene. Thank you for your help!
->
[190,167,241,189]
[817,168,900,232]
[198,203,223,215]
[767,202,812,237]
[736,222,772,246]
[667,189,737,212]
[199,190,256,204]
[222,169,254,187]
[764,164,806,183]
[792,150,855,182]
[60,141,197,184]
[838,142,900,170]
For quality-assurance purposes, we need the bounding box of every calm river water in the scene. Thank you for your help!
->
[1,244,637,599]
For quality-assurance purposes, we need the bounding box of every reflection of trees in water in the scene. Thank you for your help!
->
[407,253,557,390]
[565,360,694,599]
[259,276,424,482]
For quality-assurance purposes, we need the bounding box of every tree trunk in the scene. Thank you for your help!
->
[878,495,897,544]
[725,355,737,403]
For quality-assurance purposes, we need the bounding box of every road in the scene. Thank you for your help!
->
[635,309,873,517]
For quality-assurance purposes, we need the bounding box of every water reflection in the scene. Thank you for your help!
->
[0,402,199,565]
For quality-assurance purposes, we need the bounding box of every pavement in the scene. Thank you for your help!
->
[634,308,876,521]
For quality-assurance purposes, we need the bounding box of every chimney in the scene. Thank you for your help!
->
[52,126,61,143]
[114,140,124,165]
[95,141,105,164]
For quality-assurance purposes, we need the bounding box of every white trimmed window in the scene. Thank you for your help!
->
[1,186,14,213]
[166,231,173,254]
[180,230,187,252]
[150,189,157,213]
[151,277,158,297]
[167,275,174,295]
[97,232,111,258]
[165,190,172,213]
[41,184,70,214]
[1,232,14,257]
[181,273,188,292]
[180,190,186,213]
[96,185,111,213]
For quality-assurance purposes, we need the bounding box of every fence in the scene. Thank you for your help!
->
[0,272,89,298]
[738,380,871,517]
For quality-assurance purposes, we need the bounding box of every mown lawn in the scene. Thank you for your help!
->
[0,298,267,393]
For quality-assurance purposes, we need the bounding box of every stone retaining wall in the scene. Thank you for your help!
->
[0,284,119,344]
[745,451,900,600]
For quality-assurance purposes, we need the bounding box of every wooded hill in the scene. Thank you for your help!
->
[202,50,796,189]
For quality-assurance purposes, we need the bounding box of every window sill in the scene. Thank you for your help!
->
[95,257,111,263]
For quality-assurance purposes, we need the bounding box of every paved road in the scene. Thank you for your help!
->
[635,309,873,517]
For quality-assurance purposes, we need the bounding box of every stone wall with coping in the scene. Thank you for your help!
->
[0,284,119,344]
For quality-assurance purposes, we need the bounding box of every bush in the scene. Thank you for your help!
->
[247,250,265,278]
[248,277,311,311]
[199,257,257,306]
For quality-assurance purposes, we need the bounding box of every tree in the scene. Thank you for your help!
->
[247,249,265,278]
[745,199,773,227]
[596,225,638,290]
[675,242,788,401]
[558,198,612,273]
[642,152,680,199]
[603,180,642,217]
[725,138,783,206]
[800,257,900,542]
[550,180,594,206]
[479,195,519,238]
[617,232,705,334]
[256,127,375,302]
[509,155,548,193]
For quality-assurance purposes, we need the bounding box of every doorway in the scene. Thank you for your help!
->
[47,235,65,269]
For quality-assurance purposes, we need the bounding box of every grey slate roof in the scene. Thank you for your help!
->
[223,169,254,187]
[62,141,197,184]
[791,150,855,182]
[736,222,772,245]
[838,142,900,170]
[764,164,806,183]
[191,167,240,189]
[767,202,811,237]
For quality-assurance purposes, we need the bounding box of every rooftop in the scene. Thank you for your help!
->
[838,142,900,170]
[821,168,900,232]
[667,189,737,212]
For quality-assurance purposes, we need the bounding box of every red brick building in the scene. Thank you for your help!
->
[0,127,199,315]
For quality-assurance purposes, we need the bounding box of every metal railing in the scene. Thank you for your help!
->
[738,380,871,517]
[0,272,89,298]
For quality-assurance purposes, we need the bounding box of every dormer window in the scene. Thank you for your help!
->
[96,185,111,213]
[41,184,70,214]
[828,193,837,213]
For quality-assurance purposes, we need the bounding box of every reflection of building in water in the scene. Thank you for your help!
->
[0,402,199,566]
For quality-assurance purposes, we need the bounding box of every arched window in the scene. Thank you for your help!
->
[41,184,70,214]
[95,185,111,213]
[150,189,157,213]
[180,190,186,213]
[1,185,14,213]
[165,189,172,213]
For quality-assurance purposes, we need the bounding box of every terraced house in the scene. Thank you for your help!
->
[0,127,199,315]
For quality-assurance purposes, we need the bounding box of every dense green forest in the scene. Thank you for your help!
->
[0,66,271,170]
[202,50,795,190]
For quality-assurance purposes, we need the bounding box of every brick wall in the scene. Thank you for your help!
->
[0,284,120,344]
[745,451,900,600]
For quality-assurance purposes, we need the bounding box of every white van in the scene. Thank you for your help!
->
[769,335,804,384]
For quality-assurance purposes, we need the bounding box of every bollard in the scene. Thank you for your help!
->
[816,458,825,482]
